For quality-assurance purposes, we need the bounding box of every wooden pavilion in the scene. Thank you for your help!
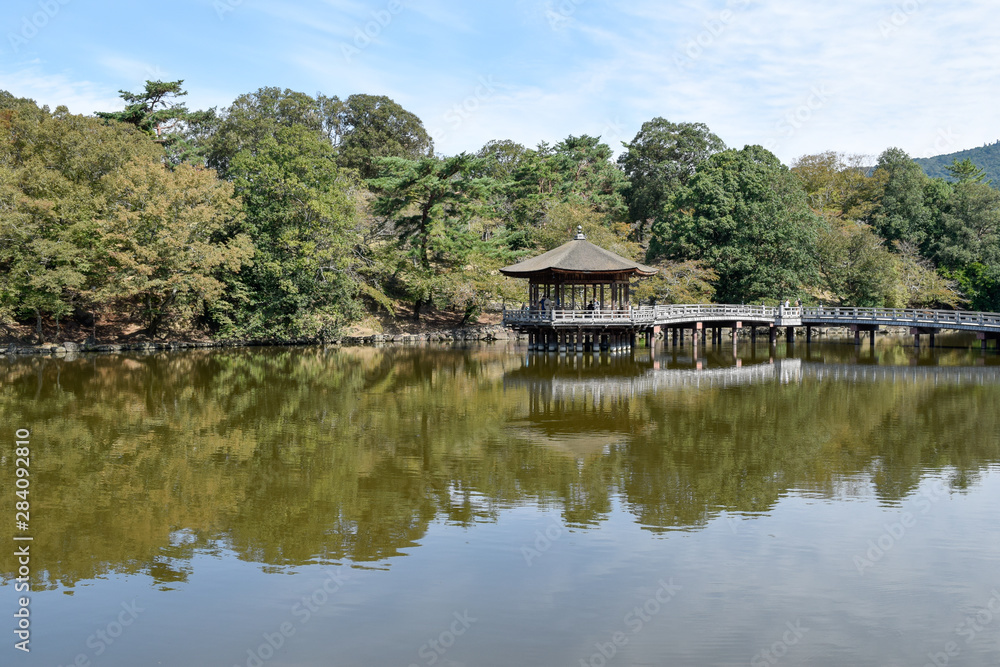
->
[500,227,658,352]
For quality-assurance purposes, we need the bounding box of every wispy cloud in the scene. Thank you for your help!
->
[0,0,997,163]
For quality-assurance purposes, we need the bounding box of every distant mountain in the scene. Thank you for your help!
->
[914,141,1000,185]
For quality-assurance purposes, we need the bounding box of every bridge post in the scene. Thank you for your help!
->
[750,327,757,344]
[769,326,777,345]
[806,326,812,344]
[786,326,795,343]
[870,330,875,348]
[929,332,935,348]
[700,325,706,346]
[854,330,861,346]
[672,327,678,347]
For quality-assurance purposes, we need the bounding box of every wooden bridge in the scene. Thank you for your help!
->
[503,304,1000,352]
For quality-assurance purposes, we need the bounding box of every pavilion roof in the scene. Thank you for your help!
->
[500,228,657,278]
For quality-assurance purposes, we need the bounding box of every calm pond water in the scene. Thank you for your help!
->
[2,339,1000,667]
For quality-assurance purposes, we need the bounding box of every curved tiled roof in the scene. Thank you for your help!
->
[500,230,657,277]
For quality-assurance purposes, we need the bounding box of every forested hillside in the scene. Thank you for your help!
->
[915,141,1000,184]
[2,81,999,343]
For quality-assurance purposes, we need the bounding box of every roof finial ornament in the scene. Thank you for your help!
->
[574,225,586,240]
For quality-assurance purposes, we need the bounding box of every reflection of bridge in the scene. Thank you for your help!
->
[521,360,1000,401]
[503,304,1000,351]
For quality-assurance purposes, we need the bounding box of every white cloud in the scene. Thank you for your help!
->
[0,64,121,115]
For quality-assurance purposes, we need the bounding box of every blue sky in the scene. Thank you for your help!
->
[1,0,997,165]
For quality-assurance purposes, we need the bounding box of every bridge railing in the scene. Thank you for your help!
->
[800,306,1000,327]
[503,304,1000,330]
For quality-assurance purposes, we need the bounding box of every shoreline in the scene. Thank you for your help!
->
[0,323,523,357]
[0,324,988,359]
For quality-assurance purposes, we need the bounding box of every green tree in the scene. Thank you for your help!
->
[814,222,898,306]
[209,88,381,338]
[336,94,433,179]
[0,96,160,339]
[618,118,725,243]
[96,80,191,141]
[97,160,252,336]
[370,154,492,319]
[631,260,717,305]
[648,145,821,303]
[944,158,990,184]
[872,147,933,246]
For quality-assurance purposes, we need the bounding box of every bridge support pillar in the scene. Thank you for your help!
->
[672,328,678,347]
[700,326,706,346]
[870,330,876,348]
[786,326,796,343]
[911,327,935,349]
[806,326,812,344]
[929,333,935,348]
[769,326,777,345]
[854,330,861,346]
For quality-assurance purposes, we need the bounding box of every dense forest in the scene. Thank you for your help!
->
[2,80,999,343]
[914,141,1000,184]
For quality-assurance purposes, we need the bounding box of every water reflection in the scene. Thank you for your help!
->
[2,342,999,589]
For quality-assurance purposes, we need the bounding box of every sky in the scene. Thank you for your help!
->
[1,0,997,165]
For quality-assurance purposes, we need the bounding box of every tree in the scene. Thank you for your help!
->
[791,151,883,224]
[872,147,933,247]
[96,80,190,140]
[944,158,990,185]
[814,222,898,306]
[506,135,629,250]
[97,160,251,336]
[631,260,717,305]
[208,88,381,339]
[370,154,492,319]
[0,96,161,340]
[890,242,964,308]
[618,118,725,243]
[648,145,821,303]
[336,94,433,179]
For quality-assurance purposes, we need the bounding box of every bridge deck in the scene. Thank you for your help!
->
[503,304,1000,335]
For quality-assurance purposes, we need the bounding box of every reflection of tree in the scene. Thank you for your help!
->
[1,348,999,587]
